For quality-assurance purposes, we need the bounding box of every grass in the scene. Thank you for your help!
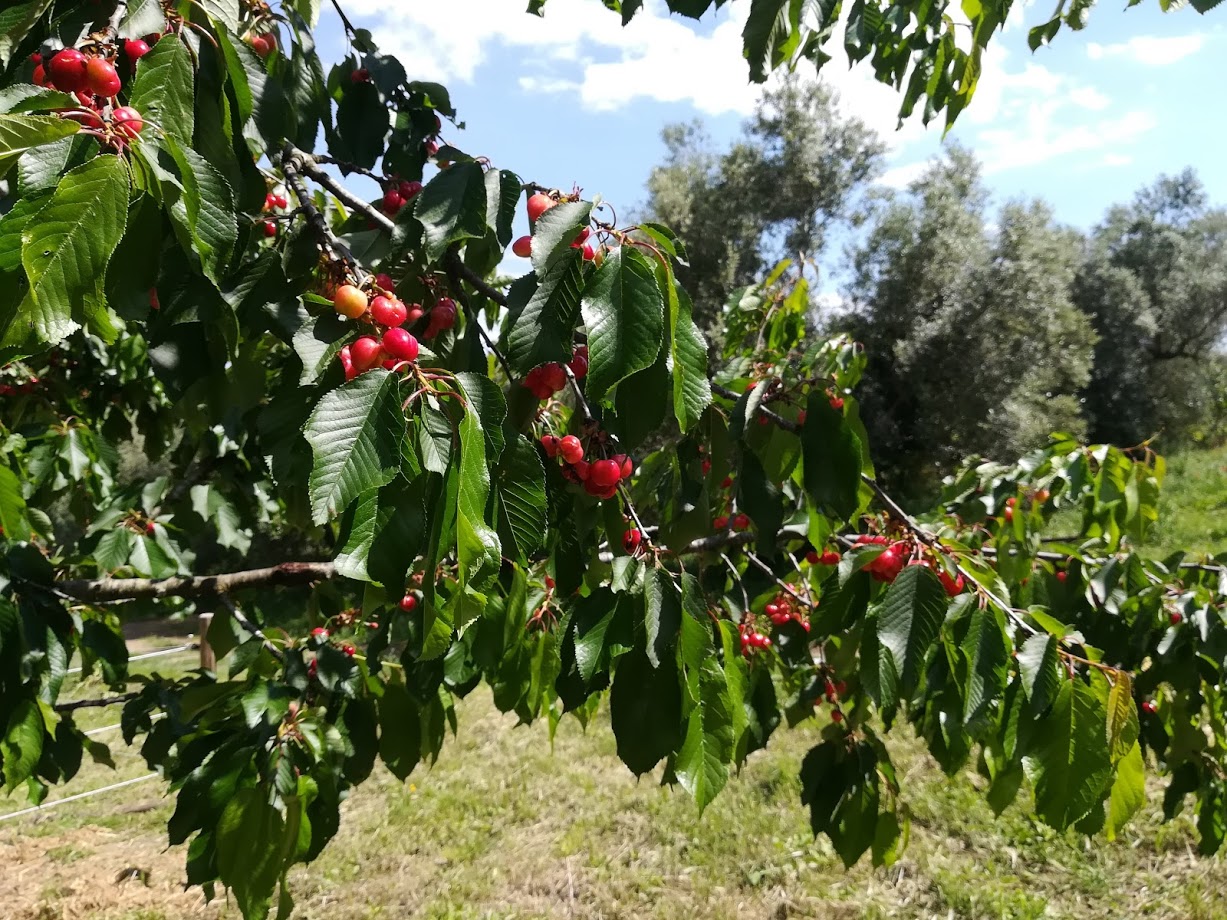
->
[4,446,1227,919]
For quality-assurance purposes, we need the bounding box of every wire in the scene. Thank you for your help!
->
[0,774,159,824]
[66,643,194,676]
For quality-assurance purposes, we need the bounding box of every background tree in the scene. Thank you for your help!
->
[642,77,883,332]
[840,147,1096,493]
[1074,170,1227,447]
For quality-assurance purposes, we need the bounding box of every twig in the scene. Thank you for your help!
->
[57,562,336,603]
[745,551,809,608]
[286,143,397,234]
[218,595,283,660]
[281,143,366,276]
[451,256,510,308]
[328,0,359,36]
[443,247,513,379]
[565,364,595,424]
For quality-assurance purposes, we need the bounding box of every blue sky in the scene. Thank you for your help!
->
[316,0,1224,262]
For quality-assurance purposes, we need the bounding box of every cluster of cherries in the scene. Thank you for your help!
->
[380,178,423,218]
[522,347,588,400]
[539,433,633,501]
[853,534,965,596]
[331,276,423,379]
[33,41,148,145]
[816,673,848,722]
[248,30,278,58]
[261,190,288,238]
[806,547,842,566]
[763,592,811,632]
[738,619,773,655]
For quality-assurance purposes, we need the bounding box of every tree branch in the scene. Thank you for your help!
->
[286,144,397,235]
[444,247,513,379]
[281,143,367,277]
[55,693,139,714]
[57,562,336,603]
[449,255,510,308]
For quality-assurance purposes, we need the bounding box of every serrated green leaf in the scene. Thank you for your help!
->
[292,309,350,385]
[166,139,237,283]
[216,787,286,920]
[675,654,735,813]
[119,0,168,38]
[668,276,710,432]
[378,676,422,780]
[1106,741,1145,840]
[129,38,195,150]
[800,739,881,867]
[506,253,584,375]
[1023,679,1113,830]
[1106,670,1138,762]
[305,370,406,524]
[0,0,53,68]
[581,246,664,403]
[2,699,43,791]
[456,399,501,597]
[0,114,78,181]
[611,646,682,775]
[0,463,30,540]
[496,433,547,559]
[530,200,593,272]
[414,161,488,259]
[1018,632,1060,712]
[13,155,129,349]
[875,565,948,700]
[644,569,682,669]
[961,604,1008,724]
[801,390,863,521]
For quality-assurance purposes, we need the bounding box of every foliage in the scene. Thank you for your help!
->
[1,3,1227,919]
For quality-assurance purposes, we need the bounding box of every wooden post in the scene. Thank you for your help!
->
[199,612,216,671]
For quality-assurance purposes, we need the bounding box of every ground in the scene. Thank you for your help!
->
[3,446,1227,920]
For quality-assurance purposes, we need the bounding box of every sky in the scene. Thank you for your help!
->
[313,0,1225,270]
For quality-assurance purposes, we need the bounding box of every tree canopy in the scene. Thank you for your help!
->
[1,2,1226,918]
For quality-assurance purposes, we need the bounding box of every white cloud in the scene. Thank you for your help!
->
[1068,85,1111,111]
[339,0,760,115]
[1086,35,1205,66]
[1102,152,1133,167]
[878,162,928,190]
[977,108,1156,173]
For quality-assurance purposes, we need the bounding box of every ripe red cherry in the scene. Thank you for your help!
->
[527,192,556,223]
[568,347,588,379]
[1003,507,1014,523]
[590,459,621,490]
[765,603,781,617]
[250,35,271,57]
[399,594,417,612]
[342,644,356,657]
[831,710,843,723]
[572,460,590,482]
[370,295,408,328]
[32,64,48,86]
[112,105,144,138]
[733,513,750,531]
[431,298,457,331]
[262,220,277,238]
[350,335,383,371]
[145,522,157,535]
[829,396,844,411]
[806,550,820,565]
[374,273,395,293]
[820,550,841,566]
[124,38,151,61]
[540,434,560,458]
[382,189,404,214]
[713,515,729,530]
[1170,611,1183,626]
[581,241,598,262]
[85,56,121,96]
[48,48,89,93]
[938,569,965,597]
[539,363,565,394]
[559,435,583,464]
[622,529,642,554]
[1056,570,1067,583]
[264,192,278,210]
[311,627,329,638]
[512,235,533,258]
[273,193,288,209]
[382,328,419,362]
[1142,700,1157,715]
[351,68,371,83]
[613,454,633,479]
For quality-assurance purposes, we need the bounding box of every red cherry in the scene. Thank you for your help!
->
[311,627,329,638]
[733,513,750,531]
[701,459,712,476]
[399,595,417,612]
[342,644,356,657]
[145,522,156,535]
[622,529,642,554]
[85,56,121,96]
[374,273,396,293]
[405,304,424,324]
[820,550,841,566]
[590,459,621,490]
[797,410,807,425]
[264,192,278,210]
[112,106,144,138]
[338,345,355,378]
[527,192,556,223]
[1056,570,1068,583]
[1003,507,1014,523]
[250,35,271,58]
[512,235,533,258]
[32,64,48,86]
[581,241,598,262]
[573,460,591,482]
[382,189,404,214]
[831,710,843,723]
[1170,611,1183,626]
[333,284,368,319]
[568,347,589,379]
[351,336,383,371]
[432,298,457,331]
[351,68,371,83]
[382,328,419,362]
[806,550,820,565]
[124,39,151,61]
[721,476,733,489]
[273,193,288,209]
[49,49,89,93]
[262,221,277,237]
[396,181,420,200]
[149,288,160,310]
[308,660,319,678]
[1142,700,1157,715]
[371,296,408,328]
[713,516,729,530]
[30,52,42,64]
[613,454,633,480]
[938,569,965,597]
[829,396,844,411]
[559,435,583,464]
[541,363,567,393]
[765,603,781,617]
[65,108,104,129]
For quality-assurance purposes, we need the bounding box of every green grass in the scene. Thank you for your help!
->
[5,447,1227,919]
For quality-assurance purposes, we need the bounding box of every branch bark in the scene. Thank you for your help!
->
[58,562,336,603]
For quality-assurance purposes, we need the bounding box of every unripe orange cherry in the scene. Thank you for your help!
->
[333,284,368,319]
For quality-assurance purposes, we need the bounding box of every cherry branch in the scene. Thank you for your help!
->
[451,257,510,308]
[55,692,139,714]
[57,562,337,603]
[443,246,513,379]
[281,143,366,276]
[284,143,396,235]
[219,595,283,660]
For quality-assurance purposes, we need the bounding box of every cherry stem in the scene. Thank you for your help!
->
[443,246,513,379]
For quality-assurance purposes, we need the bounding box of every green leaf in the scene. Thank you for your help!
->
[456,399,502,598]
[610,646,682,775]
[742,0,787,81]
[378,676,422,780]
[1023,679,1113,830]
[736,449,783,547]
[581,246,665,404]
[1106,742,1145,840]
[293,309,351,386]
[573,589,620,684]
[10,155,129,349]
[333,80,389,170]
[0,114,79,177]
[801,390,863,521]
[506,252,585,375]
[961,604,1008,724]
[496,433,548,559]
[119,0,168,38]
[305,369,406,524]
[166,139,237,283]
[414,161,488,260]
[1106,670,1139,762]
[0,0,53,68]
[2,699,44,791]
[668,276,711,432]
[1018,632,1060,713]
[216,788,286,920]
[674,655,735,813]
[530,200,593,272]
[800,739,881,867]
[645,569,682,669]
[875,564,948,700]
[129,38,195,150]
[0,463,30,540]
